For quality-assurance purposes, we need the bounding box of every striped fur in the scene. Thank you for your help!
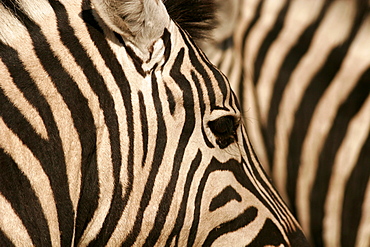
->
[0,0,308,245]
[202,0,370,246]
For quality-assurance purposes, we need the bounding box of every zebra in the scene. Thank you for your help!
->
[0,0,310,246]
[201,0,370,246]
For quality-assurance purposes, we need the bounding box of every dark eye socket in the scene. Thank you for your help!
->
[208,116,238,149]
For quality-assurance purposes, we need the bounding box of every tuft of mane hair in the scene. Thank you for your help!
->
[163,0,217,41]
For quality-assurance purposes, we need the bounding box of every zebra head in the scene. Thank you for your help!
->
[0,0,308,246]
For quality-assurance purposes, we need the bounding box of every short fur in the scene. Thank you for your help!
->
[164,0,217,40]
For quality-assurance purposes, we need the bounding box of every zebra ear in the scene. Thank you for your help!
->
[92,0,170,52]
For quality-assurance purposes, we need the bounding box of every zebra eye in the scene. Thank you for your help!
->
[208,116,238,149]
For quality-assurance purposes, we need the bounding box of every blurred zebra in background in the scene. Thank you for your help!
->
[0,0,309,245]
[201,0,370,246]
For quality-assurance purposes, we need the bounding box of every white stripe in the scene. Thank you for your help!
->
[17,0,54,25]
[0,3,28,45]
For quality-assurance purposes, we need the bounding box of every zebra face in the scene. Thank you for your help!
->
[0,0,308,246]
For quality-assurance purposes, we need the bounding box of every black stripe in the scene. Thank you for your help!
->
[165,151,202,247]
[203,207,258,246]
[213,37,234,72]
[341,132,370,247]
[237,66,246,114]
[253,0,290,86]
[240,0,264,61]
[219,35,234,52]
[0,148,51,246]
[222,38,236,79]
[247,218,288,247]
[124,41,146,77]
[229,84,237,112]
[139,91,149,167]
[163,29,176,116]
[209,185,242,212]
[287,2,366,220]
[164,83,176,115]
[74,148,99,244]
[310,67,370,247]
[143,47,197,246]
[162,28,172,70]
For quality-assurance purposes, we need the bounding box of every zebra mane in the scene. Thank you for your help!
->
[163,0,217,41]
